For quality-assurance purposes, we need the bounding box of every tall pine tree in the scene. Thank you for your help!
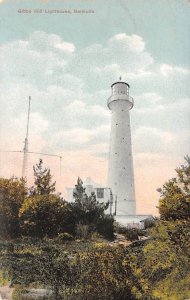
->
[30,159,56,195]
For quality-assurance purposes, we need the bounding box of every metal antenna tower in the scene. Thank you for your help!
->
[22,96,31,178]
[0,96,62,181]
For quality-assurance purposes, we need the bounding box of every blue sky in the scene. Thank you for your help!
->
[0,0,190,214]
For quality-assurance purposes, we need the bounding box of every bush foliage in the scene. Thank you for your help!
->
[0,157,190,299]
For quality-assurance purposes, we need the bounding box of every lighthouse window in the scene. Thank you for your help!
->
[97,188,104,199]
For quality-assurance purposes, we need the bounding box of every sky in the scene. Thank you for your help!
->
[0,0,190,215]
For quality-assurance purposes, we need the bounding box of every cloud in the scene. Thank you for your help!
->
[54,41,75,53]
[133,127,175,152]
[160,64,190,77]
[136,96,190,111]
[60,100,110,129]
[109,33,145,53]
[29,31,75,53]
[135,92,163,109]
[1,32,189,157]
[133,96,190,131]
[66,33,154,90]
[0,31,76,89]
[51,124,110,152]
[133,126,189,160]
[0,111,49,151]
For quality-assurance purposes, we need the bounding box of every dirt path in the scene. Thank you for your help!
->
[108,234,132,247]
[0,286,13,300]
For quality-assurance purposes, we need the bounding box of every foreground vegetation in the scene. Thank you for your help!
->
[0,157,190,299]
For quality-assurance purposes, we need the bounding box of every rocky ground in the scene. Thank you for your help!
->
[0,286,13,300]
[109,233,132,247]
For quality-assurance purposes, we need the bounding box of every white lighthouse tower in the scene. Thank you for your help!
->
[108,79,136,216]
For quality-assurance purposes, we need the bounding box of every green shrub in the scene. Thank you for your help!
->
[76,223,90,239]
[97,215,114,239]
[56,232,74,242]
[12,287,26,300]
[114,223,145,241]
[0,269,10,285]
[114,222,128,235]
[143,217,157,229]
[124,228,144,241]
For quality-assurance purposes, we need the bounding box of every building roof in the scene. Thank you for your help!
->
[67,177,110,189]
[111,81,130,88]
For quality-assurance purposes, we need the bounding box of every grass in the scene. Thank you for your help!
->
[0,269,10,286]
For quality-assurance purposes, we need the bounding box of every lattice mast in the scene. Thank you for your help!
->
[0,96,62,180]
[22,96,31,178]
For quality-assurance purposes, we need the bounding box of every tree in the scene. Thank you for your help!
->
[0,177,27,238]
[19,194,66,238]
[73,177,85,201]
[19,160,68,238]
[29,159,56,196]
[158,155,190,221]
[143,157,190,299]
[73,177,109,224]
[66,177,113,238]
[143,219,190,300]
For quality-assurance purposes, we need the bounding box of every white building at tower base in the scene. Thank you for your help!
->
[67,178,152,228]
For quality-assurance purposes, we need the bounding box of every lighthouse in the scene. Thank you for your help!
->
[108,79,136,216]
